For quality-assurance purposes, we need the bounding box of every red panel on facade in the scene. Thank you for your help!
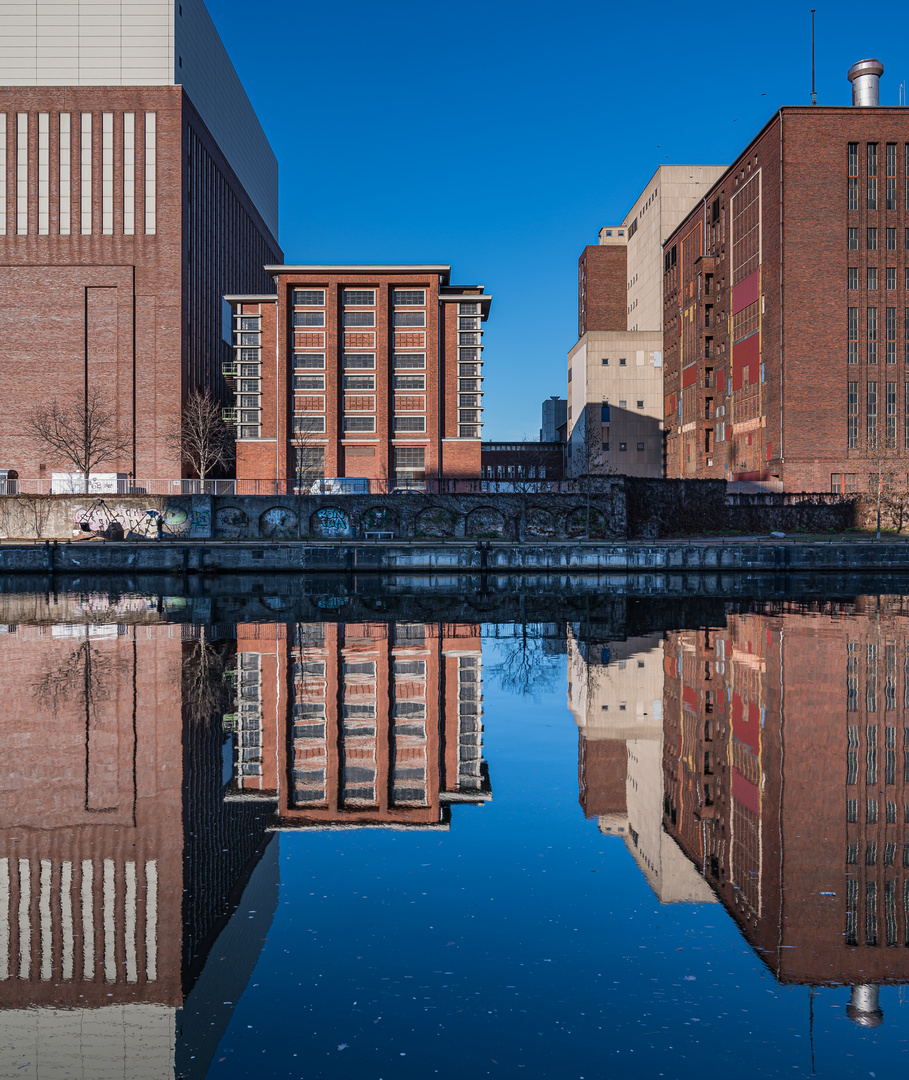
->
[732,269,760,315]
[682,364,697,388]
[732,767,760,814]
[732,334,760,391]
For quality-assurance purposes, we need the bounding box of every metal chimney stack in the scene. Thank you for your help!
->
[848,59,884,106]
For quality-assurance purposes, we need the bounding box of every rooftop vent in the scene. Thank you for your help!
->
[847,58,884,106]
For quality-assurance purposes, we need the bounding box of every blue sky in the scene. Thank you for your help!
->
[209,0,909,440]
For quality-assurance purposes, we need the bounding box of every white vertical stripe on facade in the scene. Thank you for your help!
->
[17,859,31,979]
[59,113,71,235]
[80,860,94,979]
[16,114,28,235]
[102,858,115,982]
[124,860,137,983]
[123,112,135,235]
[101,113,113,235]
[145,860,157,981]
[144,113,156,235]
[60,861,73,980]
[0,115,6,235]
[39,860,52,980]
[37,113,49,234]
[0,859,8,979]
[80,113,92,235]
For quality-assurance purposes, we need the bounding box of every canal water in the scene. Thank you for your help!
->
[1,575,908,1078]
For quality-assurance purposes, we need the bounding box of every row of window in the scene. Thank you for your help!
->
[292,311,430,327]
[292,288,427,307]
[849,268,909,290]
[292,352,429,370]
[293,416,427,434]
[457,304,483,437]
[293,374,428,390]
[846,380,909,448]
[847,307,909,364]
[482,465,548,479]
[847,143,909,212]
[847,227,909,250]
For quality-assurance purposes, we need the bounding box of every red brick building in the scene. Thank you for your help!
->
[663,62,909,492]
[226,266,490,488]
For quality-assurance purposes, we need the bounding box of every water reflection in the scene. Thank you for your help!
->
[570,598,909,1029]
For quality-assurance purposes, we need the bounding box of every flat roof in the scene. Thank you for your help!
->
[224,294,277,302]
[265,264,452,279]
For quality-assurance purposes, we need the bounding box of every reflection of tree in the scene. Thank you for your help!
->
[182,632,235,726]
[32,636,125,722]
[487,622,562,698]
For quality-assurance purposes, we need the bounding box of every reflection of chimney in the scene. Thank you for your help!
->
[847,59,884,106]
[846,984,883,1027]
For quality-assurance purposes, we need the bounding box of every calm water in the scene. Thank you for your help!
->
[2,576,909,1079]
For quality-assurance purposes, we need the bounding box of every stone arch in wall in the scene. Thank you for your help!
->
[260,506,298,538]
[415,507,455,538]
[362,506,398,534]
[310,506,352,537]
[525,508,556,538]
[564,506,609,539]
[465,506,506,538]
[214,505,249,539]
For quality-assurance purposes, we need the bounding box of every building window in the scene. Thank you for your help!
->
[848,176,859,211]
[343,353,376,369]
[868,307,878,363]
[887,143,898,209]
[294,289,324,306]
[460,302,480,315]
[343,374,375,390]
[343,311,375,327]
[459,332,479,346]
[848,268,858,290]
[458,410,480,423]
[888,268,897,290]
[601,357,609,366]
[394,416,426,432]
[848,142,859,176]
[294,416,326,434]
[637,400,644,408]
[868,228,878,250]
[394,311,426,326]
[240,379,259,393]
[886,307,897,363]
[294,353,325,369]
[343,416,376,432]
[868,380,878,446]
[906,308,909,364]
[887,227,898,251]
[395,353,426,369]
[293,311,325,326]
[459,317,481,330]
[239,351,259,365]
[294,374,325,390]
[393,289,425,306]
[619,442,627,451]
[848,227,859,250]
[848,381,858,448]
[619,357,626,366]
[848,307,859,364]
[636,442,645,451]
[394,446,425,481]
[239,333,259,346]
[868,267,878,290]
[342,289,375,306]
[905,382,909,448]
[293,446,325,483]
[239,317,260,331]
[393,374,426,390]
[868,143,878,210]
[887,381,897,447]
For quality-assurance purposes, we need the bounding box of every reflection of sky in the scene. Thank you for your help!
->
[204,635,908,1080]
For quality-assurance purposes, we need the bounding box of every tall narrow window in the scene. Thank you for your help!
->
[144,113,156,234]
[887,143,898,209]
[887,307,897,364]
[868,227,879,250]
[848,175,859,211]
[101,113,113,234]
[848,267,858,290]
[868,143,878,210]
[59,112,70,235]
[37,113,48,235]
[887,381,897,447]
[849,227,859,249]
[868,267,878,291]
[0,114,5,235]
[123,113,134,235]
[887,227,898,250]
[80,112,92,235]
[904,382,909,448]
[848,307,859,364]
[868,307,878,364]
[17,113,28,235]
[887,267,897,290]
[868,380,878,446]
[848,142,859,176]
[849,381,859,448]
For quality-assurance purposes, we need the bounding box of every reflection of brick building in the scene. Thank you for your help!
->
[228,620,490,829]
[0,621,274,1075]
[567,627,715,903]
[662,602,909,1020]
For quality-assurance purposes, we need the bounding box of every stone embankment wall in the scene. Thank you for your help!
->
[0,480,868,542]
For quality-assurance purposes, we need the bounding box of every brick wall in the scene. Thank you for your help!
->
[579,245,627,335]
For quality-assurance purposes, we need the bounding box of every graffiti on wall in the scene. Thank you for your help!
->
[72,501,192,539]
[312,507,350,537]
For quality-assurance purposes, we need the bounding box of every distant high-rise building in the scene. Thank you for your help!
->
[0,0,282,483]
[567,165,724,479]
[540,395,567,442]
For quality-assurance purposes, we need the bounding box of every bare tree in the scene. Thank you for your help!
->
[182,631,235,726]
[486,622,562,699]
[167,388,235,483]
[27,388,131,493]
[570,405,614,539]
[853,420,909,538]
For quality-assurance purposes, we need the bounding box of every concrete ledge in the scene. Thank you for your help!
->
[5,539,909,574]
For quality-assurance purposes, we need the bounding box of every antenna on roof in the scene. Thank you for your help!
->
[811,9,817,105]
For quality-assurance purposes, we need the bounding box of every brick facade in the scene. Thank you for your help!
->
[664,106,909,492]
[0,87,281,483]
[228,267,490,486]
[578,244,627,335]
